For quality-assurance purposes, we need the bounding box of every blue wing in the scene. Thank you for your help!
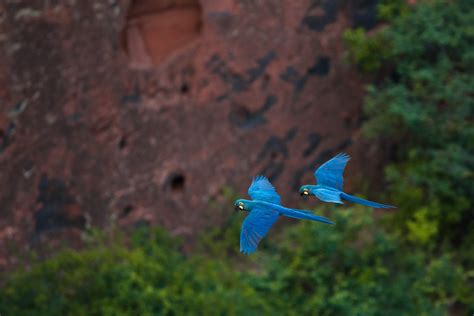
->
[248,175,281,204]
[240,207,279,255]
[314,153,350,190]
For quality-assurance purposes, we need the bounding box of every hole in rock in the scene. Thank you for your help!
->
[118,135,127,150]
[168,173,185,193]
[122,205,134,217]
[122,0,203,68]
[180,83,189,94]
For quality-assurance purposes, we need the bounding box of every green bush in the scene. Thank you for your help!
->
[0,229,270,316]
[354,0,473,254]
[344,0,474,311]
[1,208,469,315]
[343,28,392,73]
[258,208,469,316]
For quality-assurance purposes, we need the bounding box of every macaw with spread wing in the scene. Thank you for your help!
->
[235,176,333,255]
[299,153,395,209]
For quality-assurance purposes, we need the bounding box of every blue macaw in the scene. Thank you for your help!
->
[235,175,333,255]
[299,153,395,208]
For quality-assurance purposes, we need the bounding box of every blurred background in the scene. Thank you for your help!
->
[0,0,472,315]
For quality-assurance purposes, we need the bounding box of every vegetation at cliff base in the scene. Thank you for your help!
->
[345,0,474,282]
[1,208,466,316]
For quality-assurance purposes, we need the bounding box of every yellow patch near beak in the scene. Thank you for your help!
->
[238,205,244,210]
[303,191,309,195]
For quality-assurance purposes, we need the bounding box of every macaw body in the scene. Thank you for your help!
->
[300,153,395,209]
[305,184,344,204]
[235,176,333,255]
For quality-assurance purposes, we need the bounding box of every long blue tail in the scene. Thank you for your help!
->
[279,208,334,225]
[341,192,395,209]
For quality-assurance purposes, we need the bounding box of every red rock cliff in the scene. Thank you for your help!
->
[0,0,384,266]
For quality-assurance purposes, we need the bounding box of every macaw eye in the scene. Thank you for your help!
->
[300,189,309,196]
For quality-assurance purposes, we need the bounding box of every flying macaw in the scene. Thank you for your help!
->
[299,153,395,208]
[235,175,333,255]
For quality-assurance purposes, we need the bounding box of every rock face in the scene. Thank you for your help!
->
[0,0,382,266]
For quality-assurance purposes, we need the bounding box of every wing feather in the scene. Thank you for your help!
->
[247,175,281,204]
[240,207,279,255]
[314,153,350,190]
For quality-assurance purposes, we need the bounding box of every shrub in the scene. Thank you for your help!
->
[2,208,467,315]
[345,0,474,312]
[0,229,270,316]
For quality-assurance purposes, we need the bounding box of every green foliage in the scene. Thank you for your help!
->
[344,0,474,311]
[342,0,408,72]
[263,208,473,316]
[360,0,474,253]
[377,0,409,22]
[2,208,469,316]
[343,28,392,72]
[406,207,438,245]
[0,228,270,316]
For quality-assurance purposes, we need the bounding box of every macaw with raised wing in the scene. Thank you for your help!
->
[299,153,395,209]
[235,175,333,255]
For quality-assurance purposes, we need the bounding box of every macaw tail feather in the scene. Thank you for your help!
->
[279,208,334,225]
[341,193,395,209]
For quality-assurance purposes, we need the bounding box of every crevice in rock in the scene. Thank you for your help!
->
[122,0,203,68]
[180,82,189,94]
[118,135,127,150]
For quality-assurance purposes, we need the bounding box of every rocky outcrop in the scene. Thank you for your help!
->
[0,0,383,267]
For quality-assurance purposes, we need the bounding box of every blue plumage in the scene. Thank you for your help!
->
[340,193,394,209]
[247,175,281,204]
[236,176,333,255]
[240,207,279,255]
[300,153,395,209]
[314,152,350,191]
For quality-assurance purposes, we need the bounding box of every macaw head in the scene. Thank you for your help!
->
[234,199,251,212]
[299,185,312,197]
